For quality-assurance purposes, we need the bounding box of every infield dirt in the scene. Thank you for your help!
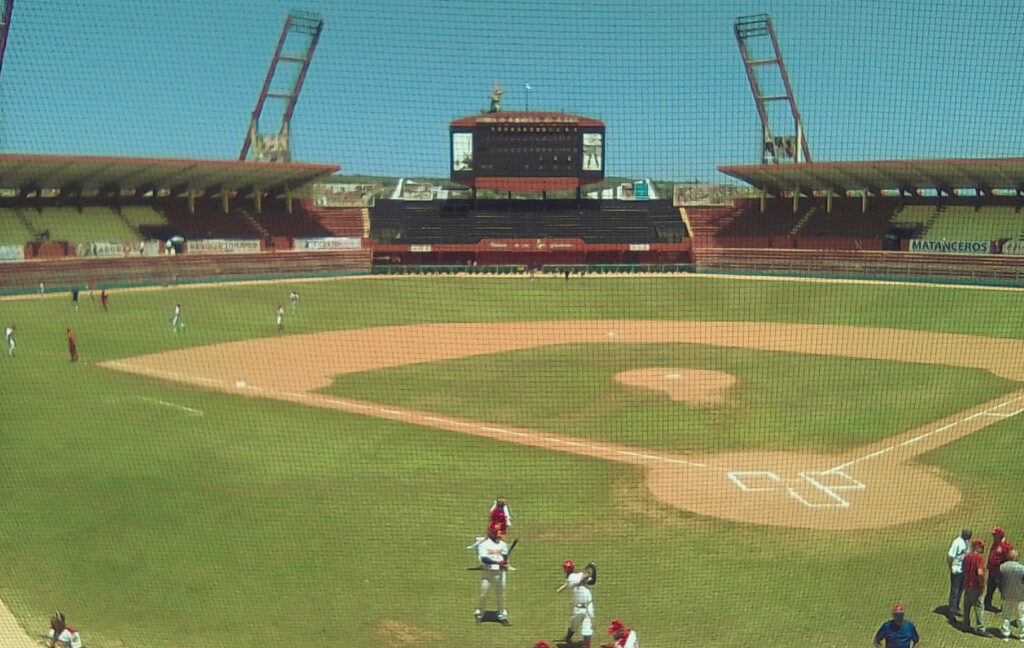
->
[102,320,1024,531]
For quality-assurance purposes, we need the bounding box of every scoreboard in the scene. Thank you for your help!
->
[450,112,605,192]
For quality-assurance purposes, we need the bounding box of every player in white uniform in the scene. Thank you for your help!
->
[557,560,596,648]
[170,304,183,332]
[289,290,299,313]
[476,523,510,623]
[4,324,14,356]
[47,611,83,648]
[276,305,285,331]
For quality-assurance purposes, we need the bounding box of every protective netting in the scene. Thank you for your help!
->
[1,2,1023,647]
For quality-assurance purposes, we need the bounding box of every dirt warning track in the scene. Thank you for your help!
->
[101,321,1024,529]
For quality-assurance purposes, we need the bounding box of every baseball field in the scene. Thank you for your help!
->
[1,273,1023,647]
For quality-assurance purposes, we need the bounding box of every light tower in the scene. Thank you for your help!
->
[240,12,323,162]
[734,14,811,164]
[0,0,13,79]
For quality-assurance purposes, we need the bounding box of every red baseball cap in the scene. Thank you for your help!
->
[535,642,551,648]
[973,539,986,548]
[892,604,905,615]
[563,560,575,572]
[608,620,625,635]
[991,527,1005,536]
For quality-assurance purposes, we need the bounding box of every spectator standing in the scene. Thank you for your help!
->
[963,538,987,635]
[986,527,1014,611]
[947,528,971,616]
[1000,549,1024,640]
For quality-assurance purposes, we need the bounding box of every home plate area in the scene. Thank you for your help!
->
[727,469,866,508]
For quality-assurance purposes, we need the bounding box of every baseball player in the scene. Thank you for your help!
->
[490,498,511,537]
[276,305,285,331]
[557,560,597,648]
[601,620,638,648]
[4,323,14,356]
[47,611,83,648]
[66,328,78,362]
[289,290,299,313]
[170,304,183,332]
[476,523,510,624]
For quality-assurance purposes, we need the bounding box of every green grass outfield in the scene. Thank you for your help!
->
[1,275,1023,648]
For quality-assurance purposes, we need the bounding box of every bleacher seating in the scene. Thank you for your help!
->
[0,208,33,244]
[368,198,683,244]
[19,206,139,243]
[308,206,367,237]
[796,198,898,239]
[160,202,261,239]
[922,205,1024,241]
[716,200,811,238]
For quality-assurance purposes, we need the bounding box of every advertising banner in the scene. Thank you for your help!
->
[293,237,362,251]
[0,245,25,262]
[908,239,992,255]
[188,239,261,254]
[1001,240,1024,256]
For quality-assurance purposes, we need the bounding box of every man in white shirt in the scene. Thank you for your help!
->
[4,323,14,356]
[47,611,83,648]
[1000,550,1024,640]
[557,560,597,648]
[947,528,971,616]
[476,523,510,624]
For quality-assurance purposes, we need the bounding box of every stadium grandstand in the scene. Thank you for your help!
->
[0,153,371,292]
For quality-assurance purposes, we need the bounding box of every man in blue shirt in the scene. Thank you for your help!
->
[874,605,919,648]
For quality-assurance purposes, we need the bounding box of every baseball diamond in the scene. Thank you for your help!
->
[102,319,1024,530]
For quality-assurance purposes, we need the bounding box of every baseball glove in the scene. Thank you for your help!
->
[585,562,597,585]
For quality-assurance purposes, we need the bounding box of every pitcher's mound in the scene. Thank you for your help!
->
[615,368,737,405]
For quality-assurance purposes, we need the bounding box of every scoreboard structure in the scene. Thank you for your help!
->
[450,112,605,193]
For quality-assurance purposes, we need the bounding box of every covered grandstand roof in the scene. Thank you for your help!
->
[450,111,604,128]
[718,157,1024,195]
[0,153,339,194]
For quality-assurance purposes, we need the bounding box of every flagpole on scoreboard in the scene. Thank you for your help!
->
[525,82,531,111]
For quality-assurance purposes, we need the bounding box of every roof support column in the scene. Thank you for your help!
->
[760,189,766,213]
[861,190,868,214]
[254,187,262,214]
[792,187,799,214]
[826,189,833,213]
[221,188,229,214]
[187,190,195,214]
[284,184,293,214]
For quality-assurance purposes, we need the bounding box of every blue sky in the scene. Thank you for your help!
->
[0,0,1022,182]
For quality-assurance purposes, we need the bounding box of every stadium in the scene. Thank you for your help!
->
[1,2,1024,648]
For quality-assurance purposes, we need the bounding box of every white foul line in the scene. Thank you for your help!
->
[829,393,1024,473]
[138,396,203,416]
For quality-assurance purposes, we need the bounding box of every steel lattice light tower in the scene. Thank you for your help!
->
[734,14,811,165]
[240,12,323,162]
